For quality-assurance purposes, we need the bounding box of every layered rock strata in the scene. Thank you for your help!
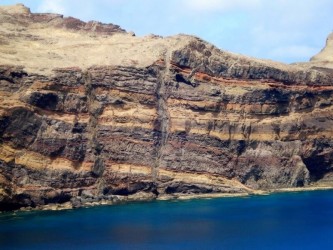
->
[0,4,333,211]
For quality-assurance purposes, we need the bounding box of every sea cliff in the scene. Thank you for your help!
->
[0,4,332,211]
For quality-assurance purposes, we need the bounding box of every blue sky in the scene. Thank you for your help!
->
[2,0,333,63]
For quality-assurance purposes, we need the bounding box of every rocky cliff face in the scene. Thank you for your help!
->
[1,4,333,211]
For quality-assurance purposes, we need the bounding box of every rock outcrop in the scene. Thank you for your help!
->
[310,32,333,69]
[1,4,333,211]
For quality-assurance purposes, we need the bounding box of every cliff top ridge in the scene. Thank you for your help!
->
[0,4,332,75]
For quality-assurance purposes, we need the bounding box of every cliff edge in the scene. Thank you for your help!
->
[1,4,333,211]
[310,32,333,69]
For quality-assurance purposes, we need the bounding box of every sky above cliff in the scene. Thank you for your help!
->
[2,0,333,63]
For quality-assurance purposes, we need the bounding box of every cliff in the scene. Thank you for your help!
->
[309,32,333,69]
[1,4,333,211]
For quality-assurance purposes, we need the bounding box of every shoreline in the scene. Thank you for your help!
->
[3,185,333,214]
[0,186,333,214]
[157,185,333,201]
[270,185,333,193]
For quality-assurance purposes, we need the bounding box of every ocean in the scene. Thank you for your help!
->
[1,190,333,249]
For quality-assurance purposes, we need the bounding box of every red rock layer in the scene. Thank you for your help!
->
[0,5,333,211]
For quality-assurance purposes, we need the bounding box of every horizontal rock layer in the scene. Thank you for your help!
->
[0,5,333,211]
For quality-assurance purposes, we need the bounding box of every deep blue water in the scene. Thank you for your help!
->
[1,190,333,249]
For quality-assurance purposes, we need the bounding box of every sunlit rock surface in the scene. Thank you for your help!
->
[1,4,333,211]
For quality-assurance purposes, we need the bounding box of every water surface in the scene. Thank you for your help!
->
[1,190,333,249]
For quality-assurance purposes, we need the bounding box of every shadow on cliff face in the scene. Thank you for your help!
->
[165,183,213,194]
[1,108,42,148]
[0,117,9,140]
[28,92,59,111]
[302,140,333,181]
[103,182,157,196]
[0,191,72,211]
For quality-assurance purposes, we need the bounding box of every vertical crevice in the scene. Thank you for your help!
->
[152,53,172,184]
[84,70,105,179]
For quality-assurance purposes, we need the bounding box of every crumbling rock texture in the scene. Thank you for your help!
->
[0,4,333,211]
